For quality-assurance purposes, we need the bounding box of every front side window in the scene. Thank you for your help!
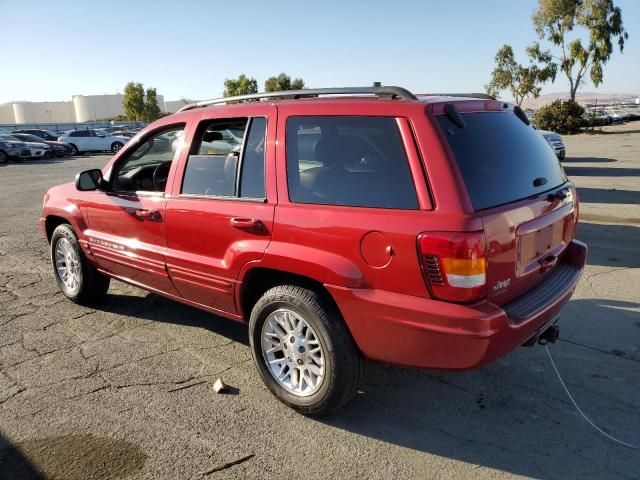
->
[110,125,185,193]
[181,117,267,199]
[285,116,418,209]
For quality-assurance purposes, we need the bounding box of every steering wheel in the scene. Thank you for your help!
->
[152,161,172,191]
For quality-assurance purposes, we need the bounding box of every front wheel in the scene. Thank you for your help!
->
[51,224,110,305]
[68,144,78,156]
[0,151,7,164]
[111,142,123,154]
[249,285,364,416]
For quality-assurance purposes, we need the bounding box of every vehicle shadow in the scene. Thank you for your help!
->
[0,433,44,480]
[98,292,250,346]
[564,156,616,163]
[576,187,640,205]
[6,157,71,166]
[7,153,101,166]
[317,297,639,479]
[596,128,640,135]
[564,166,640,177]
[577,222,640,268]
[88,290,638,478]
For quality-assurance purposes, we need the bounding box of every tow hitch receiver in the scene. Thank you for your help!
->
[522,323,560,347]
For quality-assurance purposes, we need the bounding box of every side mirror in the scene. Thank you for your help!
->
[75,169,104,191]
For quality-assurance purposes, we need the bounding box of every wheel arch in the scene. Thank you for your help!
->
[45,215,71,242]
[238,267,342,324]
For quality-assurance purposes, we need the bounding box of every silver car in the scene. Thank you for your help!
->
[539,130,566,160]
[0,134,31,163]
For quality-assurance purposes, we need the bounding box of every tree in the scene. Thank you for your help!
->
[486,44,557,106]
[144,87,162,123]
[123,82,145,121]
[534,99,585,133]
[532,0,628,101]
[264,73,305,92]
[223,74,258,97]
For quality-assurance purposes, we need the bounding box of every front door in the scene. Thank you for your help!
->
[91,131,108,150]
[164,106,276,315]
[83,124,186,294]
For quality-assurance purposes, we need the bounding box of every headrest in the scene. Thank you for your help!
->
[203,131,223,142]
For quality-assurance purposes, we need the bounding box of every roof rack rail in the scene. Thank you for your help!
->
[419,93,497,100]
[177,86,417,112]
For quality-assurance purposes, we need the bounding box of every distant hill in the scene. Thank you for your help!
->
[521,92,639,109]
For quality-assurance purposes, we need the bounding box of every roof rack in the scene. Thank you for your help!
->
[177,85,417,112]
[419,93,497,100]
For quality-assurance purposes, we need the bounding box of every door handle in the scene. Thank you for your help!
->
[230,217,264,232]
[134,209,161,221]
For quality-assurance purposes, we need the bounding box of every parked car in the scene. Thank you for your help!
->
[604,108,629,123]
[11,129,61,142]
[99,126,130,135]
[0,134,31,163]
[57,129,130,155]
[41,86,586,415]
[538,130,566,160]
[584,109,613,126]
[110,130,136,138]
[10,133,73,157]
[6,134,52,159]
[23,139,51,159]
[622,107,640,121]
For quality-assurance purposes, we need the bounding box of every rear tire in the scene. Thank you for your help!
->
[249,285,364,416]
[68,144,78,156]
[111,142,123,154]
[50,224,110,305]
[0,151,7,164]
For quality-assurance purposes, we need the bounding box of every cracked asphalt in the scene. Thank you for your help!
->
[1,123,639,479]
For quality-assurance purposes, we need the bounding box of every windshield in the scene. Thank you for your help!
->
[18,134,42,142]
[0,135,20,142]
[436,110,566,210]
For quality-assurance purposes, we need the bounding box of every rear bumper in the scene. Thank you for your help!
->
[328,239,587,370]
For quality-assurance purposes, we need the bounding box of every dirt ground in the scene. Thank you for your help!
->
[0,122,638,479]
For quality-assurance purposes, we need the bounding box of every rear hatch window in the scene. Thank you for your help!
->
[436,110,566,210]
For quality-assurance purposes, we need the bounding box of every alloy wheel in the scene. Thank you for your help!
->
[261,308,325,396]
[54,237,81,292]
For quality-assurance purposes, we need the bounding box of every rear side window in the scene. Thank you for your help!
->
[436,110,566,210]
[286,116,418,209]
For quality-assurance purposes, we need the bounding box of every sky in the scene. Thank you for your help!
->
[1,0,638,104]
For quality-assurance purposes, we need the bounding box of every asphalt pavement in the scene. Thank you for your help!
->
[0,125,638,479]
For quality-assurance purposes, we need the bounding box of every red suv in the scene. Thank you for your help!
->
[40,86,587,415]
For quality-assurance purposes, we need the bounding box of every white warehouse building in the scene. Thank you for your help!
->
[0,93,167,124]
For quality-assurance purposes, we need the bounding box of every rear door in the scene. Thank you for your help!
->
[163,105,277,315]
[433,104,577,305]
[272,103,434,301]
[70,131,90,151]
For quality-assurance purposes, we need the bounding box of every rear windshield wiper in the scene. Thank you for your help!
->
[533,177,547,187]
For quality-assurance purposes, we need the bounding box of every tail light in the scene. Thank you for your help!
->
[418,231,487,303]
